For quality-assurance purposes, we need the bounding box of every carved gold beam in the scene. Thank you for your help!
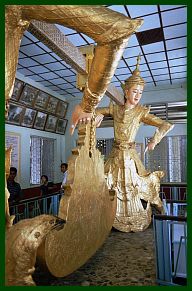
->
[6,5,143,112]
[28,20,124,105]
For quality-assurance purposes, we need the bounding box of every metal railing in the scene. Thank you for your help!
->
[9,191,63,224]
[160,183,187,201]
[153,214,187,286]
[163,200,187,217]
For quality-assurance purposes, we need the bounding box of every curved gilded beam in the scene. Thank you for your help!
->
[5,5,143,114]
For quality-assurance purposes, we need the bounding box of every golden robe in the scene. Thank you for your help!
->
[97,103,174,232]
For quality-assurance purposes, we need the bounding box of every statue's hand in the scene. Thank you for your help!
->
[70,104,92,135]
[145,141,156,153]
[95,114,104,128]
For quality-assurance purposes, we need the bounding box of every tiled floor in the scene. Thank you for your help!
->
[33,224,158,286]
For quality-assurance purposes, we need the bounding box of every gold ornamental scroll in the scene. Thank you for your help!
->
[44,122,116,277]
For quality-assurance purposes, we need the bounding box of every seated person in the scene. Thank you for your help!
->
[40,175,56,196]
[40,175,56,213]
[7,167,22,204]
[60,163,68,189]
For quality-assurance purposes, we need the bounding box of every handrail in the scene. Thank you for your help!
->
[9,191,63,223]
[153,214,187,286]
[10,190,61,206]
[154,214,187,222]
[173,235,186,279]
[161,183,187,187]
[165,200,187,204]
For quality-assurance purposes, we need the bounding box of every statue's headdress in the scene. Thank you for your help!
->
[121,54,145,91]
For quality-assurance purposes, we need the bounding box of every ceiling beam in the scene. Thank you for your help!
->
[28,20,86,74]
[106,84,124,104]
[28,20,124,105]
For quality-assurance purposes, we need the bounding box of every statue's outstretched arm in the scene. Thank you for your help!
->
[95,101,114,127]
[141,113,174,146]
[96,107,111,116]
[5,5,143,131]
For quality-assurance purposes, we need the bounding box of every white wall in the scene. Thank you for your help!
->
[141,82,187,104]
[5,124,65,189]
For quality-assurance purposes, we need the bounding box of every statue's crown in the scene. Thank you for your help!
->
[121,54,145,91]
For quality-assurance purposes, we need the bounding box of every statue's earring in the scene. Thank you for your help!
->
[125,89,129,97]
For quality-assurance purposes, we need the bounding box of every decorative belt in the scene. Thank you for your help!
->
[114,141,136,150]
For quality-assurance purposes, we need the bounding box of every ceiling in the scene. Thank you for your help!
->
[17,5,187,99]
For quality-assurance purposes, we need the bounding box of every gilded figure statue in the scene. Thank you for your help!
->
[95,55,174,232]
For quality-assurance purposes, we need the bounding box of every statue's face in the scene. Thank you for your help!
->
[125,84,144,106]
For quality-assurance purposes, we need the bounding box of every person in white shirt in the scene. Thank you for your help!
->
[60,163,68,190]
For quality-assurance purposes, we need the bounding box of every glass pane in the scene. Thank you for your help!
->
[42,139,55,182]
[30,136,41,184]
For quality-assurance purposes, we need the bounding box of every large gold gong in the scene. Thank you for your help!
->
[45,123,116,277]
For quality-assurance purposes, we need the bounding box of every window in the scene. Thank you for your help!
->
[97,136,187,183]
[96,138,114,159]
[145,135,187,182]
[30,136,55,184]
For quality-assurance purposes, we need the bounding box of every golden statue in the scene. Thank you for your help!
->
[5,5,143,285]
[96,55,174,232]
